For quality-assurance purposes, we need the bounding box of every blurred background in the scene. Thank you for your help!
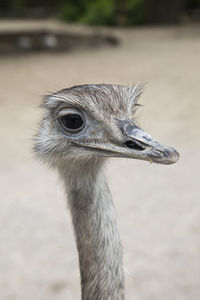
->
[0,1,200,300]
[0,0,200,24]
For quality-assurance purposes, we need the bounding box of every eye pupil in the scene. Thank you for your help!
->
[60,114,83,131]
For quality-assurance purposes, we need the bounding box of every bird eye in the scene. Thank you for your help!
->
[59,113,84,133]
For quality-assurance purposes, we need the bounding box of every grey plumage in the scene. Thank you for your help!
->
[34,84,179,299]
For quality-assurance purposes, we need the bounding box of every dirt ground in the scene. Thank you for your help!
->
[0,24,200,300]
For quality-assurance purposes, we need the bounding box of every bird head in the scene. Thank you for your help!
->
[34,84,179,167]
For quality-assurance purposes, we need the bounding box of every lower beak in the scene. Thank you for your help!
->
[122,123,179,165]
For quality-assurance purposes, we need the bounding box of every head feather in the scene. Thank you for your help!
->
[43,84,143,119]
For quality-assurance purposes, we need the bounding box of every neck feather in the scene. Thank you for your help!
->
[58,158,124,300]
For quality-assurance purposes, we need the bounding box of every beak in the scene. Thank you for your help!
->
[75,118,179,165]
[117,119,179,165]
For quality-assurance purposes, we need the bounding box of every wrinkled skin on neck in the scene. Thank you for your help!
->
[58,157,124,300]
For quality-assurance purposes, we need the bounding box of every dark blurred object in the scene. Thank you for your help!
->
[186,0,200,21]
[0,20,119,54]
[0,0,200,25]
[144,0,187,24]
[145,0,200,23]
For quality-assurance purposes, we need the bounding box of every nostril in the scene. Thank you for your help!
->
[125,140,145,151]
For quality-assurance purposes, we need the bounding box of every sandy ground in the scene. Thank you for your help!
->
[0,24,200,300]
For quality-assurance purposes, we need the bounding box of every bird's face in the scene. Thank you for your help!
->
[35,84,179,166]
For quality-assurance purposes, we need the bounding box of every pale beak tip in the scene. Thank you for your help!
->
[172,149,180,163]
[149,147,180,165]
[164,147,180,164]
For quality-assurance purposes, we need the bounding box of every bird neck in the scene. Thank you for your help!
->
[59,159,124,300]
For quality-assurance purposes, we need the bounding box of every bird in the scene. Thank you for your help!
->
[34,84,179,300]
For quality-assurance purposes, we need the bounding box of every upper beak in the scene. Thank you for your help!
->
[117,119,179,165]
[75,119,179,165]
